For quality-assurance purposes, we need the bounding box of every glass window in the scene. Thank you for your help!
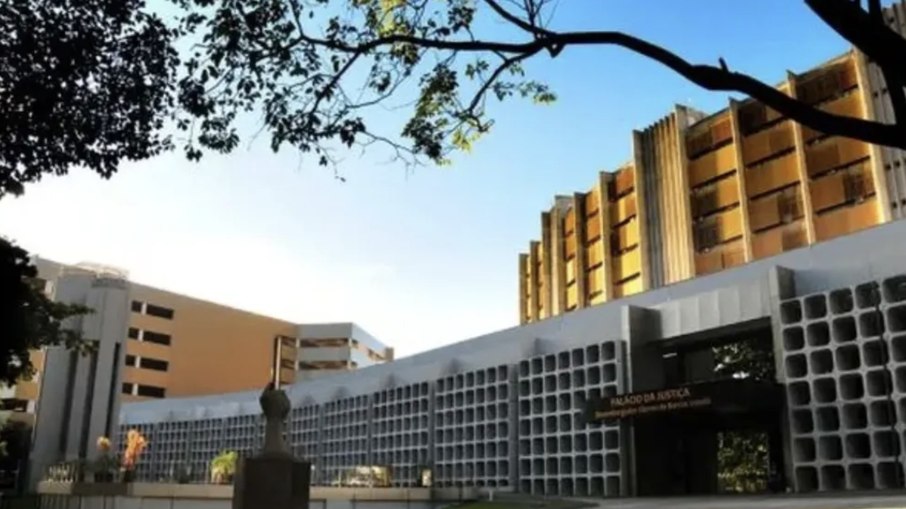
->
[140,358,169,372]
[127,327,139,339]
[130,301,143,313]
[145,304,175,320]
[143,330,172,346]
[136,385,166,398]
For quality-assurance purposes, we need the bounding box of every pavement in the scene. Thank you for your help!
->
[571,491,906,509]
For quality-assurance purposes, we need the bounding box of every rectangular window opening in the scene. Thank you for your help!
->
[142,330,172,346]
[145,304,175,320]
[136,385,166,398]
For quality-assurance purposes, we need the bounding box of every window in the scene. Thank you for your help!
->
[131,300,143,313]
[694,220,720,251]
[125,355,137,367]
[136,385,166,398]
[122,383,134,395]
[739,103,767,134]
[280,359,295,370]
[843,171,868,203]
[140,358,169,372]
[0,399,28,412]
[145,304,174,320]
[127,327,139,339]
[778,191,803,223]
[142,331,171,346]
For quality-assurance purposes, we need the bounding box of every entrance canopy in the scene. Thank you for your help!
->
[585,379,782,429]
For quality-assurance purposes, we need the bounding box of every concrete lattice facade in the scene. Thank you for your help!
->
[780,276,906,491]
[516,341,625,497]
[519,48,896,325]
[117,218,906,495]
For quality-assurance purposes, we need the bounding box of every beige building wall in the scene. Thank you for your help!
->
[122,284,297,402]
[520,51,890,324]
[519,165,644,323]
[16,260,385,416]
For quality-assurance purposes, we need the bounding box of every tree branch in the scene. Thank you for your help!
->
[805,0,906,129]
[183,0,906,171]
[804,0,906,70]
[284,26,906,149]
[464,47,543,123]
[483,0,551,36]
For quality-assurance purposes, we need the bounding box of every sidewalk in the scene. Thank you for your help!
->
[574,492,906,509]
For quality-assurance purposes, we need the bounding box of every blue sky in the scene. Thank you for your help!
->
[0,1,857,357]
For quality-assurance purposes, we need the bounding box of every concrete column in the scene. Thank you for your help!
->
[518,254,529,324]
[63,342,94,459]
[786,73,818,244]
[31,273,92,486]
[766,265,797,493]
[540,212,553,319]
[528,241,541,322]
[852,50,893,223]
[631,132,653,292]
[729,99,756,262]
[672,106,699,277]
[622,305,665,496]
[573,192,588,310]
[597,172,615,302]
[549,197,570,315]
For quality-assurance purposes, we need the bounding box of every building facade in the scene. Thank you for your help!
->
[293,323,394,381]
[20,260,388,486]
[116,219,906,495]
[519,50,898,324]
[865,0,906,217]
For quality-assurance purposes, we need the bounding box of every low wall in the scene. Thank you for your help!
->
[36,482,478,509]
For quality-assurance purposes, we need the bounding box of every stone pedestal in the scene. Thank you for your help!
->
[232,455,311,509]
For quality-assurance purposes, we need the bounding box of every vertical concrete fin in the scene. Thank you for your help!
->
[786,71,818,245]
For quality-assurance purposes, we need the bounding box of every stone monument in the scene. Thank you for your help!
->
[232,383,311,509]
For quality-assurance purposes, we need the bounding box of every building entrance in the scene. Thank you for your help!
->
[628,378,785,495]
[587,329,787,496]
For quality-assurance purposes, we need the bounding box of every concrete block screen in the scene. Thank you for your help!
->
[517,341,625,498]
[781,274,906,492]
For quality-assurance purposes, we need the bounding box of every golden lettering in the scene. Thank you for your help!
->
[595,388,710,421]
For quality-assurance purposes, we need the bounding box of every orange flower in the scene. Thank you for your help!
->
[122,429,148,470]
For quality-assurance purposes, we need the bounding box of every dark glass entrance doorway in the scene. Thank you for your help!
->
[618,328,787,496]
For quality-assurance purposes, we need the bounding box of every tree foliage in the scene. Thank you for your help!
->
[713,337,774,493]
[717,430,769,493]
[713,336,775,382]
[170,0,906,174]
[2,0,905,191]
[0,0,178,197]
[0,421,31,468]
[0,238,92,387]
